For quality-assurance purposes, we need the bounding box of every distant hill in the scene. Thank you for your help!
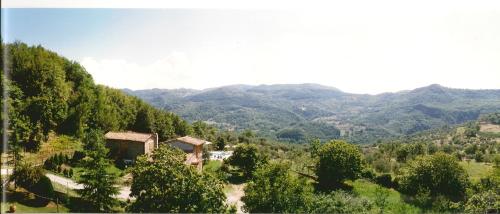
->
[125,84,500,143]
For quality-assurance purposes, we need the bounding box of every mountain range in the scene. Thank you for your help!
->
[124,84,500,143]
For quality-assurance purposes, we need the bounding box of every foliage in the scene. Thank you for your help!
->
[397,153,470,201]
[77,130,119,212]
[464,190,499,213]
[128,146,228,213]
[315,140,363,190]
[242,162,311,213]
[374,186,390,213]
[305,191,373,213]
[227,144,268,178]
[10,163,43,189]
[3,41,192,153]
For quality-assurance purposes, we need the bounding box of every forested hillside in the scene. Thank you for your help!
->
[126,84,500,143]
[1,42,192,152]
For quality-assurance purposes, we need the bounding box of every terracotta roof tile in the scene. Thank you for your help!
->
[175,136,206,146]
[105,131,154,142]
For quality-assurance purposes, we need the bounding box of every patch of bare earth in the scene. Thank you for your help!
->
[226,184,245,213]
[480,123,500,133]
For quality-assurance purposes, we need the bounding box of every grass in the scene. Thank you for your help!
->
[71,164,123,181]
[1,201,69,213]
[351,179,421,214]
[2,189,70,213]
[21,134,82,166]
[51,181,79,198]
[459,160,493,181]
[204,160,222,173]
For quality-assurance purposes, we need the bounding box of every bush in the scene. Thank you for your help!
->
[374,173,394,188]
[465,190,499,213]
[361,168,376,180]
[397,153,469,201]
[11,163,43,189]
[306,191,373,213]
[71,150,86,165]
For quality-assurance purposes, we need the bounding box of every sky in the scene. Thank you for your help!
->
[2,1,500,94]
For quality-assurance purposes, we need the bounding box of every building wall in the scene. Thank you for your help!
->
[106,139,147,161]
[170,141,195,152]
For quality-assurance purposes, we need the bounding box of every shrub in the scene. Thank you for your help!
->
[397,153,469,201]
[361,168,376,180]
[375,173,394,188]
[306,191,373,213]
[11,163,43,189]
[72,150,86,164]
[465,190,499,213]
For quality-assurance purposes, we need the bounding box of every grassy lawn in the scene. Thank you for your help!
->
[71,164,123,181]
[460,160,493,181]
[351,179,421,214]
[2,189,69,213]
[204,160,222,173]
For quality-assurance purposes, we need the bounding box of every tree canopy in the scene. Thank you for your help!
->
[128,146,228,213]
[397,153,469,201]
[315,140,363,190]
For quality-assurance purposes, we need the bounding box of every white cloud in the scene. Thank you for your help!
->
[81,52,192,89]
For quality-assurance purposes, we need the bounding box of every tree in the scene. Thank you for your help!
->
[397,153,469,201]
[242,162,311,213]
[77,130,119,212]
[215,135,226,151]
[227,144,268,178]
[315,140,363,190]
[128,146,228,213]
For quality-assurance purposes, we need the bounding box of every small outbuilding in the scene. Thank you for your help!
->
[104,131,158,162]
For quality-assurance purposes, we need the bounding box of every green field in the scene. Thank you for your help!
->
[459,160,493,181]
[351,179,421,214]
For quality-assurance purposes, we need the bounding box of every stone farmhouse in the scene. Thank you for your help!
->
[104,131,158,163]
[104,131,207,170]
[162,136,208,170]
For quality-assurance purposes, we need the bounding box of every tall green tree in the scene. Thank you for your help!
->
[227,144,268,178]
[77,130,119,212]
[315,140,363,190]
[128,146,228,213]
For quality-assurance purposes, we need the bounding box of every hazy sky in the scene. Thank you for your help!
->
[2,1,500,94]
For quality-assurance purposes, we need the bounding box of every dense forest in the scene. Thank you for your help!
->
[1,41,193,153]
[127,83,500,143]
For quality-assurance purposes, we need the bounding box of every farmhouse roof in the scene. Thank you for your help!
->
[104,131,154,142]
[174,136,207,146]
